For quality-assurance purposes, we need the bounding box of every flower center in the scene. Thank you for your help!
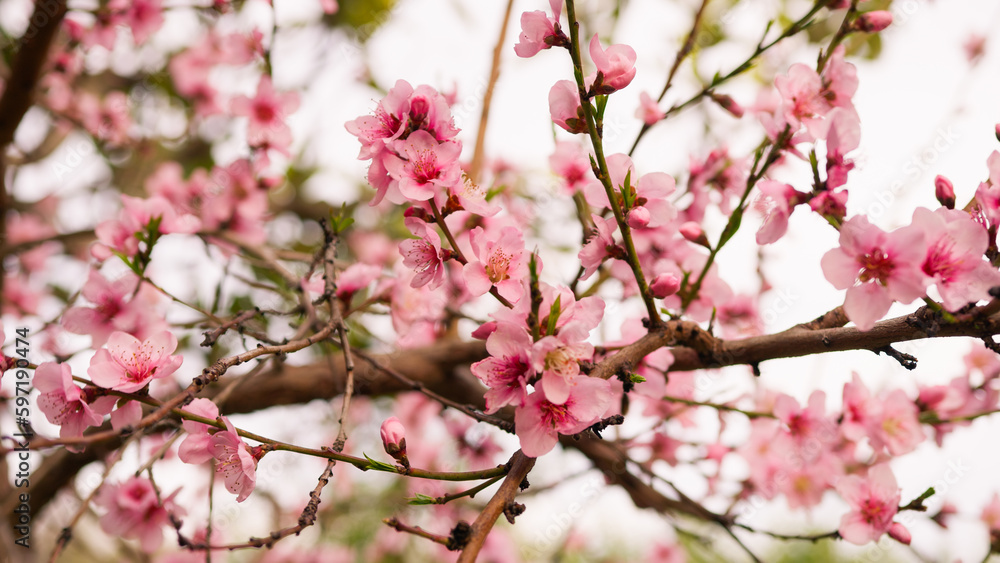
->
[857,249,894,284]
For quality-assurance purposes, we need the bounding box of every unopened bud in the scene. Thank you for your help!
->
[627,206,651,229]
[380,417,409,468]
[888,522,911,545]
[709,92,745,118]
[995,123,1000,143]
[934,175,955,209]
[679,221,709,247]
[649,273,681,298]
[854,11,893,33]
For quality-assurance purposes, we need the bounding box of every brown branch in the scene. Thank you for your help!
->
[456,450,535,563]
[468,0,516,184]
[596,305,1000,376]
[0,0,69,298]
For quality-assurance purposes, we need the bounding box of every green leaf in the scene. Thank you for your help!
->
[406,493,438,505]
[363,453,399,473]
[546,294,562,336]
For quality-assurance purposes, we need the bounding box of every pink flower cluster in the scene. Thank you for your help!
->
[734,385,916,545]
[346,79,462,207]
[178,399,262,503]
[95,476,182,553]
[472,284,612,456]
[822,208,1000,330]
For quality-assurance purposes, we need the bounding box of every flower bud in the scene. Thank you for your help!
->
[888,522,911,545]
[995,123,1000,143]
[627,206,651,229]
[934,175,955,209]
[854,11,892,33]
[649,273,681,298]
[709,92,745,118]
[380,416,409,468]
[679,221,709,247]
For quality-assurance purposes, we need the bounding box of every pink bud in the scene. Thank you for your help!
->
[649,273,681,298]
[380,417,407,464]
[888,522,911,545]
[627,206,651,229]
[934,175,955,209]
[854,11,892,33]
[709,92,745,118]
[995,123,1000,143]
[679,221,709,247]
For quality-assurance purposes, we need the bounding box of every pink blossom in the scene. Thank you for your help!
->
[380,416,408,466]
[649,273,681,298]
[585,154,676,227]
[335,263,383,301]
[935,175,956,209]
[211,418,259,502]
[809,189,848,224]
[822,47,859,111]
[912,207,1000,311]
[840,373,874,442]
[95,477,181,553]
[549,80,586,134]
[449,175,500,217]
[754,180,803,245]
[579,214,620,280]
[472,323,534,413]
[531,332,595,405]
[647,541,686,563]
[464,226,529,302]
[6,213,58,272]
[825,108,861,189]
[513,0,564,58]
[775,63,828,136]
[627,206,651,228]
[588,34,637,93]
[982,492,1000,533]
[383,131,463,202]
[88,331,184,393]
[779,453,842,510]
[399,217,446,289]
[549,141,596,194]
[390,266,447,348]
[679,221,707,245]
[854,11,893,33]
[380,416,406,451]
[514,377,613,457]
[319,0,338,14]
[836,464,908,545]
[179,398,221,465]
[773,391,832,443]
[709,92,745,118]
[36,362,115,443]
[820,216,929,331]
[77,91,132,146]
[111,0,164,44]
[231,76,300,153]
[62,270,168,347]
[121,194,203,235]
[868,389,923,456]
[636,91,664,125]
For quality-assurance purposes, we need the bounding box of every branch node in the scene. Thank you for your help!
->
[874,345,918,370]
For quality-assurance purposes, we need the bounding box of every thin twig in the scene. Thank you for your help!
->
[468,0,516,184]
[354,349,514,433]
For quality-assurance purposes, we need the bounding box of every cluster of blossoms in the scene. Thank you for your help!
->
[9,0,1000,559]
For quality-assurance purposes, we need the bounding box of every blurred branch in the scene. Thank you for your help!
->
[467,0,515,184]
